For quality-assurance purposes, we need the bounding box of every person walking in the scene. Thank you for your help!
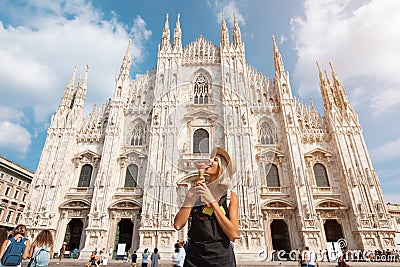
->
[131,250,138,267]
[0,224,31,267]
[149,248,160,267]
[174,147,238,266]
[28,229,54,267]
[58,242,66,262]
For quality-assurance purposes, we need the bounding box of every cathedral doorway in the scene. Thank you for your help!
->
[64,219,83,251]
[270,220,291,252]
[324,219,344,242]
[114,219,133,253]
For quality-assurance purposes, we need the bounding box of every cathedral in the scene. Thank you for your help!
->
[23,13,397,260]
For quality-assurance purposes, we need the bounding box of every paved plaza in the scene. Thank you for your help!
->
[20,259,400,267]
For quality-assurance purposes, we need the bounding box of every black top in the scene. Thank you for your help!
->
[188,191,229,243]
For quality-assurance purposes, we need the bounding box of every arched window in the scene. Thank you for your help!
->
[125,164,138,188]
[131,123,145,146]
[314,163,330,187]
[193,75,209,104]
[78,164,93,187]
[265,163,280,187]
[193,129,209,154]
[260,121,275,144]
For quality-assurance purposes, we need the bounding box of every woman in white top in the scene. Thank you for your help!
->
[28,229,54,266]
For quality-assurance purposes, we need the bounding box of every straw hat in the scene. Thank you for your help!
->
[210,146,236,176]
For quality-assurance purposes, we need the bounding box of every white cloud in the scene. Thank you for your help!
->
[291,0,400,105]
[371,138,400,163]
[0,121,31,156]
[370,86,400,117]
[214,0,245,26]
[0,106,25,123]
[0,0,152,124]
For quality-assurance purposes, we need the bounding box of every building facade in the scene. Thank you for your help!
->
[23,13,397,259]
[0,155,33,230]
[387,204,400,249]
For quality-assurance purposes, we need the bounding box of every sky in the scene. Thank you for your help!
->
[0,0,399,203]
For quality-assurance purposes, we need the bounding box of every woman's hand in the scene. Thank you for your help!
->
[174,184,203,230]
[182,186,200,207]
[195,181,217,205]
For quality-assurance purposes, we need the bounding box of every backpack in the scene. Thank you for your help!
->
[31,246,51,267]
[1,237,28,266]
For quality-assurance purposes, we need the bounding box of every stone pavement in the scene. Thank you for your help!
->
[20,259,400,267]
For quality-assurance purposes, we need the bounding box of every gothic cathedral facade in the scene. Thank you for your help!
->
[23,14,396,259]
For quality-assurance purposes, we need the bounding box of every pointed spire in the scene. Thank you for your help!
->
[82,64,89,89]
[329,61,349,106]
[120,40,131,77]
[317,61,334,109]
[272,35,285,74]
[329,61,342,88]
[161,13,171,50]
[220,12,229,49]
[68,66,77,90]
[317,61,324,83]
[310,97,315,112]
[324,70,331,86]
[60,66,77,108]
[74,65,89,109]
[232,12,242,48]
[173,13,182,51]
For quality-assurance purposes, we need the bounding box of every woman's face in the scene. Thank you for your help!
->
[205,156,220,178]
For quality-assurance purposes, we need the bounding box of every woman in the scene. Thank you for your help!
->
[0,224,30,267]
[28,230,53,267]
[174,147,238,266]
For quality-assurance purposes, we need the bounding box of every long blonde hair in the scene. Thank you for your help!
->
[34,230,54,247]
[207,155,232,196]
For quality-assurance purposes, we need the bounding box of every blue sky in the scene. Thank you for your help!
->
[0,0,399,203]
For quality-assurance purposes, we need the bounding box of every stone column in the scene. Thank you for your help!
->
[55,210,69,257]
[130,211,140,251]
